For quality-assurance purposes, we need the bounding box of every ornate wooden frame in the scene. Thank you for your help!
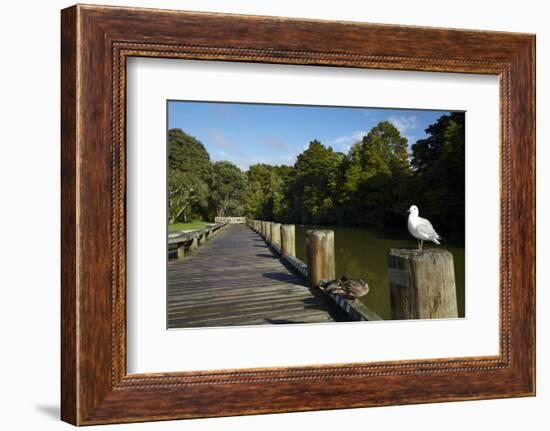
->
[61,4,535,425]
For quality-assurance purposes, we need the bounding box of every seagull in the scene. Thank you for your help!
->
[407,205,442,251]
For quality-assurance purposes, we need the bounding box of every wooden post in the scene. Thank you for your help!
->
[189,237,198,252]
[267,222,273,243]
[281,224,296,258]
[271,223,281,247]
[388,249,458,320]
[306,230,335,288]
[177,243,185,259]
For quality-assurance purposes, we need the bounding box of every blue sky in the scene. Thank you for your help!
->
[168,101,457,171]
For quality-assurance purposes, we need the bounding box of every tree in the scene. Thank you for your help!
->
[168,128,211,177]
[290,140,343,224]
[410,113,465,232]
[167,129,211,223]
[338,122,411,225]
[167,171,208,224]
[355,121,409,176]
[245,164,292,221]
[208,161,247,217]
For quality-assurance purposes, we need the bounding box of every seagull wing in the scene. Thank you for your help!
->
[417,217,440,239]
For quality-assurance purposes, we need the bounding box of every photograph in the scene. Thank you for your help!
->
[166,101,466,328]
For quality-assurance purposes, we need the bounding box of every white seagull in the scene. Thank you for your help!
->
[407,205,442,251]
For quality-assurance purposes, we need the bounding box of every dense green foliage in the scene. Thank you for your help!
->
[208,161,247,218]
[167,129,211,224]
[409,112,465,232]
[168,113,464,234]
[167,129,247,223]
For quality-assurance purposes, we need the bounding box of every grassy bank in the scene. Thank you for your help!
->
[168,220,209,232]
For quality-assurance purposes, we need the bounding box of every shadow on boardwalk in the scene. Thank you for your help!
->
[167,224,349,328]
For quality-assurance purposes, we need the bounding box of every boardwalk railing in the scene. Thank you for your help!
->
[247,219,382,321]
[168,222,229,259]
[214,216,246,224]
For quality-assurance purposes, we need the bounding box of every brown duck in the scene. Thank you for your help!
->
[322,276,369,300]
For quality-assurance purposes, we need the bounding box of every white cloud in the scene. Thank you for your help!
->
[328,130,369,151]
[206,129,242,154]
[263,137,291,151]
[387,115,419,134]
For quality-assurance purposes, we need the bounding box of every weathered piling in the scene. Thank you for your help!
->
[177,243,185,259]
[306,230,335,288]
[281,224,296,258]
[388,248,458,320]
[267,222,273,244]
[189,237,198,252]
[271,223,281,247]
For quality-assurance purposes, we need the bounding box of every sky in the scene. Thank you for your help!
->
[168,101,458,171]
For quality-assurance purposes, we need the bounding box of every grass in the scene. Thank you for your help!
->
[168,220,210,232]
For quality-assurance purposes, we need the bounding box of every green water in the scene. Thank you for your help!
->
[294,225,465,320]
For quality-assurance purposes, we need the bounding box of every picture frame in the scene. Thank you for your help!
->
[61,4,535,425]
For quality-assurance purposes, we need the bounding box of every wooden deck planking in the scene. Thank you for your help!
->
[167,224,345,328]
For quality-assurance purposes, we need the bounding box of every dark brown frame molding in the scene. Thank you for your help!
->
[61,4,535,425]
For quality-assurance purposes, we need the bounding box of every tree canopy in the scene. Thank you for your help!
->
[167,113,465,236]
[167,129,211,223]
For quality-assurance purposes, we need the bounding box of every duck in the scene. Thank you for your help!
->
[322,276,369,301]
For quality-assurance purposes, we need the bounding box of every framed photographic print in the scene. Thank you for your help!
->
[61,4,535,425]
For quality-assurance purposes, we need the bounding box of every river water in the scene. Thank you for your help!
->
[294,225,465,320]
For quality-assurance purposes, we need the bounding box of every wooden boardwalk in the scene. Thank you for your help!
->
[167,224,346,328]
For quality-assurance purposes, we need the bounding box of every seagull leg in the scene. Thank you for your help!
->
[420,240,424,252]
[417,239,420,251]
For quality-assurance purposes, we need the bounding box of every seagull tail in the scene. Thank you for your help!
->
[433,234,445,245]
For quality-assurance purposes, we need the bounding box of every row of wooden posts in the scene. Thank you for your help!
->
[247,218,459,320]
[247,219,336,290]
